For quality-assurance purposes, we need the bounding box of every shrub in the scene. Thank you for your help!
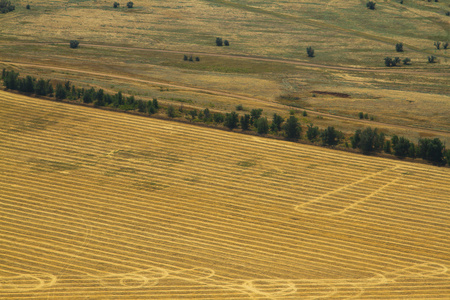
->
[70,40,79,49]
[306,46,314,57]
[235,104,244,111]
[195,56,200,61]
[364,113,369,119]
[395,43,403,52]
[113,2,119,7]
[446,12,450,16]
[428,56,437,63]
[26,4,30,9]
[403,57,411,65]
[183,55,188,61]
[126,1,133,8]
[302,110,307,117]
[366,1,376,9]
[358,112,364,119]
[224,40,229,46]
[216,37,223,47]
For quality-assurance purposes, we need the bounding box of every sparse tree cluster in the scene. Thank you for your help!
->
[183,55,200,62]
[216,37,230,47]
[434,41,448,49]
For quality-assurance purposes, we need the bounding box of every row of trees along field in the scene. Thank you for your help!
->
[2,69,449,166]
[1,69,160,113]
[350,127,450,165]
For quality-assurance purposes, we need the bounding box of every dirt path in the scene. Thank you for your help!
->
[1,60,449,138]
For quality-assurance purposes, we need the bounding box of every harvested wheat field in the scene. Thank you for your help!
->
[1,90,449,299]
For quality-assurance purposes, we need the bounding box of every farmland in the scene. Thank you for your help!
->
[1,0,449,140]
[1,91,450,299]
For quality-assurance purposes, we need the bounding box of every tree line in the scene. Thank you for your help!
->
[2,69,448,166]
[350,127,449,165]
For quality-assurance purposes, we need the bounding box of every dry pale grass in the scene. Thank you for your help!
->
[1,91,450,299]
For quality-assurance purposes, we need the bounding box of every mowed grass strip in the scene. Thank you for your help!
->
[0,91,449,299]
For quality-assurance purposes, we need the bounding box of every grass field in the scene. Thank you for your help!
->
[1,0,449,136]
[1,91,450,299]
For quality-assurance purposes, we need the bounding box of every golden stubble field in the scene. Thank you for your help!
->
[1,91,450,299]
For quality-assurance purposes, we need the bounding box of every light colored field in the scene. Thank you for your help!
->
[1,91,450,299]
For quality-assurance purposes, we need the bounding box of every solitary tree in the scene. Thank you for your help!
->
[70,40,79,49]
[306,46,314,57]
[216,37,223,47]
[127,1,133,8]
[428,56,437,63]
[366,1,376,9]
[224,40,230,46]
[434,41,441,49]
[113,2,119,7]
[395,43,403,52]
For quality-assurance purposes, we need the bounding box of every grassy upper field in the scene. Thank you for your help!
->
[0,0,449,140]
[1,91,450,299]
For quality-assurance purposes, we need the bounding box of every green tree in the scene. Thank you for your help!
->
[152,98,159,109]
[167,105,176,118]
[393,136,411,157]
[250,108,263,125]
[270,113,284,133]
[306,46,314,57]
[126,1,133,8]
[284,115,301,140]
[55,83,67,100]
[0,0,15,13]
[395,43,403,52]
[384,140,391,153]
[70,40,79,49]
[35,79,48,96]
[255,117,269,135]
[306,124,320,142]
[113,2,119,8]
[224,112,239,130]
[366,1,376,9]
[213,113,225,123]
[147,101,155,114]
[417,138,445,165]
[137,99,146,112]
[216,37,223,46]
[240,114,250,130]
[321,126,342,146]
